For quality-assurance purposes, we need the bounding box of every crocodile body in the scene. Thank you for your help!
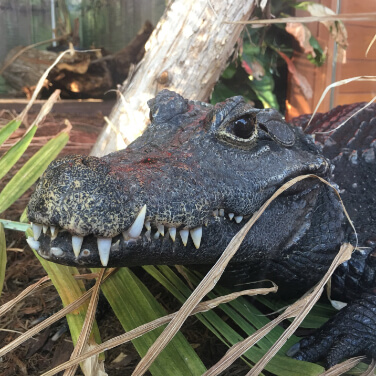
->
[27,90,376,367]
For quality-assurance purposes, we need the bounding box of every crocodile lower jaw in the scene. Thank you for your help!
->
[27,205,247,267]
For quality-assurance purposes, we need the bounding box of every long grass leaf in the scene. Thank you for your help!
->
[256,295,335,328]
[64,269,106,376]
[0,131,68,213]
[0,223,6,296]
[19,208,28,223]
[0,125,37,180]
[26,229,103,357]
[0,119,22,147]
[39,287,276,376]
[145,265,323,376]
[0,219,30,232]
[93,267,207,376]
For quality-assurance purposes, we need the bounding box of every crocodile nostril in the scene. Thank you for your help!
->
[79,156,109,173]
[81,157,91,166]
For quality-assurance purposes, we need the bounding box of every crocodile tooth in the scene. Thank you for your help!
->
[169,227,176,241]
[212,209,218,217]
[26,236,40,251]
[179,229,189,246]
[190,227,202,249]
[234,216,243,223]
[144,221,151,231]
[72,235,84,257]
[153,231,160,239]
[32,223,42,241]
[128,204,147,238]
[157,224,165,236]
[219,209,224,217]
[50,225,56,236]
[111,240,120,252]
[97,237,112,267]
[145,230,151,241]
[42,225,48,234]
[51,247,63,257]
[228,213,234,220]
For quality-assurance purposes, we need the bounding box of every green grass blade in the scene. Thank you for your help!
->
[19,208,28,223]
[0,219,30,232]
[144,265,324,376]
[0,131,68,213]
[0,119,22,147]
[256,295,335,329]
[92,267,207,376]
[0,223,6,297]
[0,125,37,181]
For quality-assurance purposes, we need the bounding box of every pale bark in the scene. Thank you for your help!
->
[91,0,256,157]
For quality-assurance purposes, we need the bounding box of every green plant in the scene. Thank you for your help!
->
[0,103,69,298]
[212,0,343,112]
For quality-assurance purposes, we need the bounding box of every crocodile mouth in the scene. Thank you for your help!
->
[27,205,249,267]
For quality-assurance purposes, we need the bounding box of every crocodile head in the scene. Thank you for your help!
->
[27,90,330,267]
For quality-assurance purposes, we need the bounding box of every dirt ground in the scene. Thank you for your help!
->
[0,103,245,375]
[1,240,241,376]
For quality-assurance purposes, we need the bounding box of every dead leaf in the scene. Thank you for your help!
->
[286,22,315,57]
[277,50,313,99]
[303,3,348,62]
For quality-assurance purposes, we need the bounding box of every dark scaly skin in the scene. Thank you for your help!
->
[27,90,376,367]
[292,291,376,368]
[289,103,376,366]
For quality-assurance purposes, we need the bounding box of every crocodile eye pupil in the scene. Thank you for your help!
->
[232,115,256,139]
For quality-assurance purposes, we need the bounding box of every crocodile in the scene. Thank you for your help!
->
[27,90,376,368]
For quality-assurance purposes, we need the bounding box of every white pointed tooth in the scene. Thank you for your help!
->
[111,240,120,252]
[190,227,202,249]
[169,227,176,242]
[128,205,147,238]
[51,247,63,257]
[157,224,165,236]
[212,209,218,217]
[72,235,84,257]
[32,223,43,241]
[43,225,48,234]
[234,215,243,223]
[144,221,151,231]
[153,231,160,239]
[145,230,151,241]
[97,237,112,267]
[50,226,56,236]
[219,209,224,217]
[179,229,189,246]
[228,213,234,220]
[27,237,40,251]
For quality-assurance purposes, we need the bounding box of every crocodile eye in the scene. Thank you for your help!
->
[216,113,258,148]
[230,115,256,139]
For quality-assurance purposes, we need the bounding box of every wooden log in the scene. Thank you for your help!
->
[91,0,256,157]
[2,21,153,98]
[51,21,154,98]
[2,47,90,92]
